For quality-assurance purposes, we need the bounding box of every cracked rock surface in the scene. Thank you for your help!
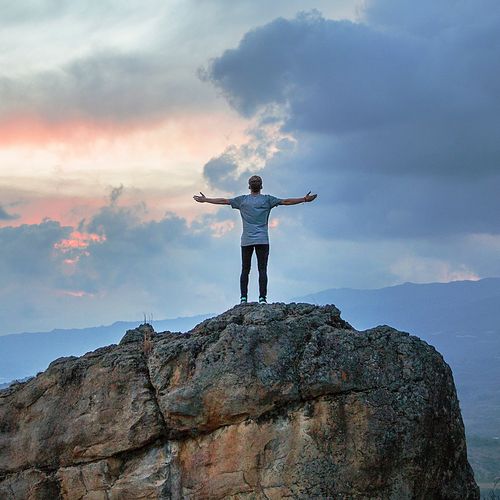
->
[0,303,479,499]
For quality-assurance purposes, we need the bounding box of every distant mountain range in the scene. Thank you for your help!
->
[293,277,500,438]
[0,314,214,388]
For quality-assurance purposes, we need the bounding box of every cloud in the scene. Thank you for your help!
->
[109,184,124,205]
[201,107,294,191]
[205,7,500,173]
[2,0,499,335]
[256,138,500,239]
[0,206,19,220]
[203,151,243,192]
[0,219,71,276]
[0,1,358,133]
[362,0,500,36]
[205,11,420,125]
[201,4,500,242]
[0,49,214,128]
[0,191,246,334]
[2,182,497,336]
[0,0,70,25]
[388,254,479,283]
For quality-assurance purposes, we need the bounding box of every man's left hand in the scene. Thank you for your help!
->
[304,191,317,202]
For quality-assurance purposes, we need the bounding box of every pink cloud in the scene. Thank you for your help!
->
[54,231,106,253]
[0,111,247,151]
[0,116,127,146]
[1,196,105,228]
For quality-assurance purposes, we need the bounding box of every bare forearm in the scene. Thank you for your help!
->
[204,197,229,205]
[281,197,306,206]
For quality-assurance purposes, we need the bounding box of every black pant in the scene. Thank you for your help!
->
[240,244,270,298]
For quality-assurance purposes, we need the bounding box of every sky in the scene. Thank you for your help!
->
[1,0,499,335]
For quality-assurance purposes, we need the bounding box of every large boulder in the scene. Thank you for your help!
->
[0,303,479,499]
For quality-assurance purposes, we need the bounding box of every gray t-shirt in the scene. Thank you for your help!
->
[229,193,283,246]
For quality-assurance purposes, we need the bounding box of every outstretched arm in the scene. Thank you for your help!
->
[193,192,230,205]
[280,191,317,205]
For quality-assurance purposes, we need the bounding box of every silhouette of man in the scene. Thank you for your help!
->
[194,175,317,304]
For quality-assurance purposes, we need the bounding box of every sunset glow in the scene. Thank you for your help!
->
[54,231,106,252]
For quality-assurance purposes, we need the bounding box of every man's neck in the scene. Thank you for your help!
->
[250,191,261,195]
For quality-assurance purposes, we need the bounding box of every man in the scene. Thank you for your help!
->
[193,175,317,304]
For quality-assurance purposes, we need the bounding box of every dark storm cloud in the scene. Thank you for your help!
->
[204,7,500,176]
[205,11,424,128]
[261,142,500,239]
[202,4,500,239]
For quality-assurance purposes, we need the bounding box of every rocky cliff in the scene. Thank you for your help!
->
[0,303,479,499]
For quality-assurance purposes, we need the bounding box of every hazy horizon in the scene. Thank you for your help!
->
[1,276,498,337]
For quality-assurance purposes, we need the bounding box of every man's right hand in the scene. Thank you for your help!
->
[193,192,207,203]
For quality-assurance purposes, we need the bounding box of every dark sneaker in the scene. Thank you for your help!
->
[240,296,248,304]
[259,296,267,304]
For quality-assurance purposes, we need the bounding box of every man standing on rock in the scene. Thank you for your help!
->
[193,175,317,304]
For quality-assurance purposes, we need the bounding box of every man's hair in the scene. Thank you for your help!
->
[248,175,262,193]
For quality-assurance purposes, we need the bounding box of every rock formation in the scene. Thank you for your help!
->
[0,303,479,499]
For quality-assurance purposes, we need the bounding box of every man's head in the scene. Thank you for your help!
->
[248,175,262,193]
